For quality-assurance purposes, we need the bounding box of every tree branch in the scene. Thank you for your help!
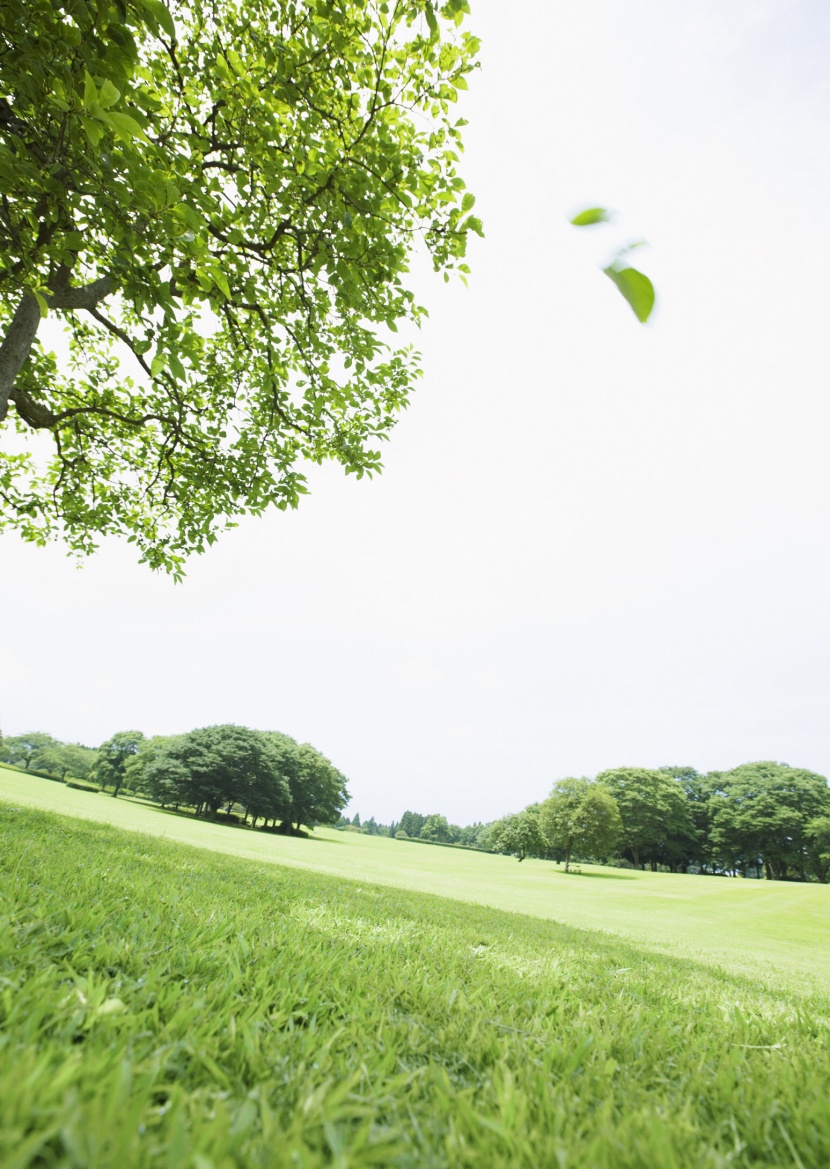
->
[0,275,113,423]
[48,273,112,311]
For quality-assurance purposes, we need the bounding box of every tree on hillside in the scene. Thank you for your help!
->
[658,766,718,872]
[399,811,427,839]
[288,740,349,832]
[124,734,184,801]
[94,730,144,796]
[806,816,830,884]
[540,778,621,872]
[487,808,545,862]
[175,725,291,822]
[1,732,61,770]
[596,767,692,870]
[142,744,191,809]
[35,740,97,781]
[456,820,492,848]
[708,762,830,881]
[0,0,480,575]
[420,813,452,843]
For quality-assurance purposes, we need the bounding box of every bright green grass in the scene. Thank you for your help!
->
[2,805,830,1168]
[2,766,829,989]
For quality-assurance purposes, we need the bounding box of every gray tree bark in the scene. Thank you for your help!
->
[0,275,112,423]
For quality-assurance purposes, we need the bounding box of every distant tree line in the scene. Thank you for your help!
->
[4,731,828,880]
[357,762,829,882]
[0,725,348,833]
[0,732,98,781]
[336,809,492,847]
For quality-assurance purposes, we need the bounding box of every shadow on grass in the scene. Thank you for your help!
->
[550,867,637,881]
[118,796,347,842]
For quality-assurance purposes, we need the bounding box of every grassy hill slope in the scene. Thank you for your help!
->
[2,766,829,988]
[2,804,830,1168]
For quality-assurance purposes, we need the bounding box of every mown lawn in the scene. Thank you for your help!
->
[2,766,829,986]
[1,803,829,1168]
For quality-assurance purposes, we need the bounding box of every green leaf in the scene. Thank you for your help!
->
[603,265,655,323]
[98,79,121,109]
[168,353,186,380]
[570,207,611,227]
[461,192,475,213]
[82,72,97,109]
[145,0,176,38]
[212,267,230,299]
[424,3,439,39]
[79,116,104,147]
[106,111,148,142]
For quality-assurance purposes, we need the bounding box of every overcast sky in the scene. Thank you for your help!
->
[3,0,829,825]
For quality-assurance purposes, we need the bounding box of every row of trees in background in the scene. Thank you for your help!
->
[371,762,829,882]
[0,726,348,833]
[4,735,828,880]
[0,732,98,782]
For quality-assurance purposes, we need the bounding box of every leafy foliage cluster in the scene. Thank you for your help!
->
[2,722,348,830]
[479,762,830,881]
[8,722,828,879]
[136,725,349,830]
[0,0,479,574]
[342,761,830,881]
[0,730,97,780]
[388,809,488,847]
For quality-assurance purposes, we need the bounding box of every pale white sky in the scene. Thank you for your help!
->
[2,0,829,824]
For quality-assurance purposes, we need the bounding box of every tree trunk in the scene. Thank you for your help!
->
[564,844,572,873]
[0,294,41,420]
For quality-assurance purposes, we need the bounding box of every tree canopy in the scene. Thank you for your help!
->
[1,732,96,779]
[486,808,545,862]
[0,0,479,574]
[540,777,621,872]
[596,766,694,870]
[131,724,348,829]
[93,729,144,795]
[0,731,60,770]
[707,762,830,881]
[420,812,452,843]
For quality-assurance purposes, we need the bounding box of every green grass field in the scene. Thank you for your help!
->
[2,771,830,1166]
[2,767,829,987]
